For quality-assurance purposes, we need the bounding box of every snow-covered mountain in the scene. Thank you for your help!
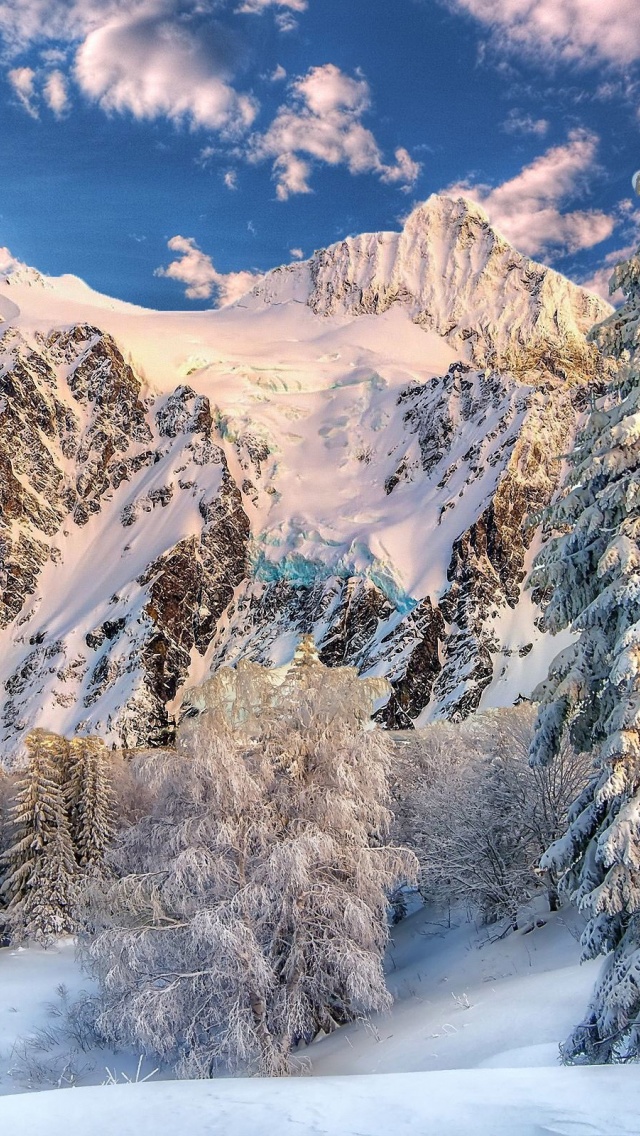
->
[0,194,613,758]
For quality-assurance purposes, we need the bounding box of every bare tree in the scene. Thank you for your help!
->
[81,646,416,1077]
[391,704,591,926]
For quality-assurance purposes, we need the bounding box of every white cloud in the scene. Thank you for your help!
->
[271,153,312,199]
[579,263,623,304]
[380,147,422,189]
[0,0,107,51]
[197,145,218,167]
[155,235,260,305]
[1,2,258,135]
[7,66,38,117]
[290,247,304,259]
[269,64,287,82]
[446,0,640,68]
[75,8,257,134]
[8,60,70,118]
[224,170,238,190]
[251,63,421,200]
[43,69,70,116]
[446,130,615,259]
[275,12,300,32]
[502,109,549,136]
[236,0,306,31]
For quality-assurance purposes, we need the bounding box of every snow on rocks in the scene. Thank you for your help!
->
[0,196,615,756]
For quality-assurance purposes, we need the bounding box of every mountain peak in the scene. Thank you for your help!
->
[406,191,493,227]
[248,193,611,379]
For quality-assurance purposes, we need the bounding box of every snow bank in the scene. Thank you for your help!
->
[0,1066,638,1136]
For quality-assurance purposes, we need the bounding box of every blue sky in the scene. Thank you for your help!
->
[1,0,639,308]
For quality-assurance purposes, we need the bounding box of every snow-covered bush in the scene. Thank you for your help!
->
[529,248,640,1062]
[82,644,416,1077]
[392,705,590,925]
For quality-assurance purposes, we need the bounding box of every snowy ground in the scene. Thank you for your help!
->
[1,1068,639,1136]
[1,905,637,1133]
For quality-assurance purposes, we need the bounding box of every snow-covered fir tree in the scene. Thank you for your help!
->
[0,730,77,944]
[66,737,116,868]
[83,647,415,1076]
[529,246,640,1061]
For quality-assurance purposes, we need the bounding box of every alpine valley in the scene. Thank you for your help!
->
[0,194,613,759]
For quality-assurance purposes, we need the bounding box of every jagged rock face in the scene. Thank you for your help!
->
[0,338,250,755]
[0,195,615,757]
[0,324,154,625]
[431,388,577,718]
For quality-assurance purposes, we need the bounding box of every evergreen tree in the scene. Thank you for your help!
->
[529,247,640,1061]
[0,730,77,944]
[66,737,116,868]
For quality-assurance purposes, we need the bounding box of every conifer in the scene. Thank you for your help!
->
[529,248,640,1061]
[0,730,77,943]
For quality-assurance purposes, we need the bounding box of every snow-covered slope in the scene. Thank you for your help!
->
[4,1066,640,1136]
[0,195,613,757]
[1,909,638,1134]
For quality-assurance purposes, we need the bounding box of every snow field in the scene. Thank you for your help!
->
[1,906,634,1136]
[2,1066,640,1136]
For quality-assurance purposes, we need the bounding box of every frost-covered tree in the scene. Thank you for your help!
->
[392,705,590,925]
[83,647,415,1076]
[529,247,640,1061]
[0,730,77,944]
[66,737,116,868]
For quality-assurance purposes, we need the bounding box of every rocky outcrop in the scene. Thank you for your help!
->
[431,386,577,718]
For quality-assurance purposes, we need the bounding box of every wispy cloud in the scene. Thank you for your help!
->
[250,63,421,199]
[7,66,38,117]
[446,129,615,259]
[236,0,307,31]
[155,235,260,305]
[43,69,70,116]
[446,0,640,67]
[502,109,549,136]
[577,202,640,303]
[237,0,307,12]
[0,1,418,208]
